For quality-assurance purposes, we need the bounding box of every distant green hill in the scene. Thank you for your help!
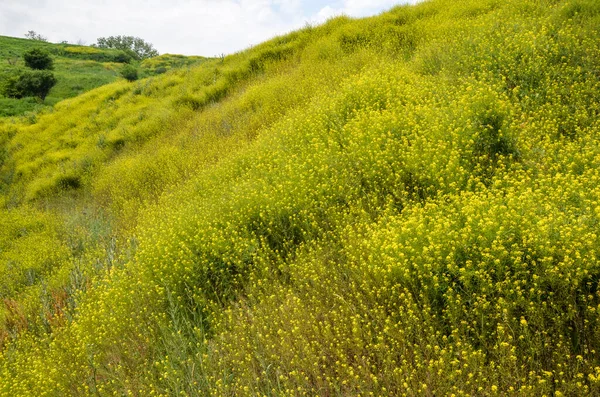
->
[1,0,600,395]
[0,35,207,117]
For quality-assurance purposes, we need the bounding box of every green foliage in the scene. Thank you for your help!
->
[0,0,600,395]
[95,35,159,60]
[120,64,139,82]
[22,48,53,70]
[0,97,42,117]
[0,36,120,113]
[2,70,57,100]
[0,35,200,117]
[1,75,24,99]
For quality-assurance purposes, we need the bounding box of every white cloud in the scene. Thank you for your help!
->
[315,0,422,21]
[343,0,405,14]
[0,0,419,56]
[313,5,342,24]
[311,0,422,26]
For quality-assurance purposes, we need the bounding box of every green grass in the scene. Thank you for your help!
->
[0,36,123,116]
[141,53,208,75]
[0,36,209,117]
[1,0,600,395]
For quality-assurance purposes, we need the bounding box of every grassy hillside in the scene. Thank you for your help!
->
[0,36,207,117]
[1,0,600,395]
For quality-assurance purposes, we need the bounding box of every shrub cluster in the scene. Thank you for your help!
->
[23,48,53,70]
[120,64,139,82]
[1,48,56,101]
[2,70,57,101]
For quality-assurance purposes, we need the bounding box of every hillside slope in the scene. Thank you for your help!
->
[0,35,207,117]
[1,0,600,395]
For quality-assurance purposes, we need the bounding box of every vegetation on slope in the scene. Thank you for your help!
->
[0,36,208,117]
[1,0,600,395]
[0,36,127,116]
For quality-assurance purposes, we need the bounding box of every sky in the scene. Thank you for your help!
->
[0,0,420,57]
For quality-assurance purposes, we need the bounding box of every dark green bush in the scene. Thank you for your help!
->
[23,48,54,70]
[113,51,133,63]
[2,70,57,101]
[120,65,139,82]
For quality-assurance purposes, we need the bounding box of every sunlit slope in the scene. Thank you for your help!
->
[0,19,366,205]
[1,0,600,395]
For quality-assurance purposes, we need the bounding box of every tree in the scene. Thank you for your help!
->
[23,48,54,70]
[95,36,159,60]
[2,70,57,101]
[24,30,47,42]
[120,65,139,82]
